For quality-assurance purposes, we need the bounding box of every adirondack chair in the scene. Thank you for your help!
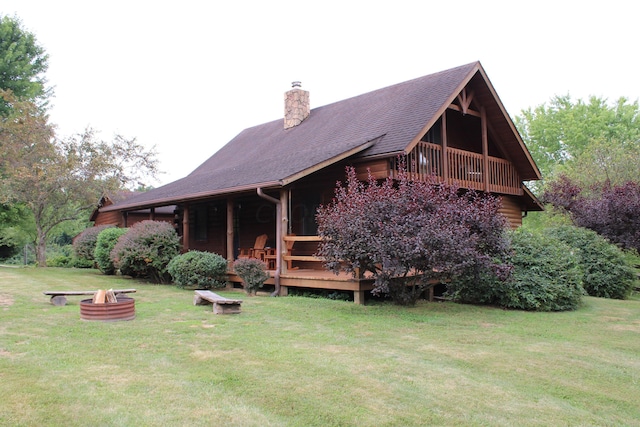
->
[263,234,297,270]
[238,234,268,261]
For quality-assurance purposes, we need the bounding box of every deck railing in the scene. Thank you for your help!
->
[403,142,522,195]
[282,235,323,265]
[447,147,484,190]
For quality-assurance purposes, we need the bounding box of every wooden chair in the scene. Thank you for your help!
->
[238,234,269,261]
[262,235,296,271]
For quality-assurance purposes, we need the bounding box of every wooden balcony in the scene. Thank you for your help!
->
[400,142,523,196]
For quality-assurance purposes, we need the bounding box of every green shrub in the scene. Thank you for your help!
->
[94,227,128,275]
[73,225,112,261]
[233,258,269,294]
[546,225,635,299]
[110,220,181,284]
[498,229,584,311]
[71,257,95,268]
[167,251,228,289]
[622,249,640,292]
[46,255,72,267]
[45,242,93,268]
[446,264,506,306]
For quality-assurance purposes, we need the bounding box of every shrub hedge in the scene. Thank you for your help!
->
[94,227,128,275]
[498,229,584,311]
[546,225,635,299]
[73,225,112,261]
[167,250,228,289]
[110,220,180,283]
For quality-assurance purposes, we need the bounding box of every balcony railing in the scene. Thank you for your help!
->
[401,142,522,195]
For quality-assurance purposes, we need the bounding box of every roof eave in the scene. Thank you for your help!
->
[404,62,482,155]
[474,65,542,181]
[280,138,378,186]
[402,62,542,182]
[101,180,282,213]
[522,184,544,212]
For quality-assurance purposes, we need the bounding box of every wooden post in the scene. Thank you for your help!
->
[226,199,234,267]
[280,189,289,276]
[149,207,155,221]
[481,106,489,192]
[441,111,449,183]
[182,204,190,252]
[353,290,365,305]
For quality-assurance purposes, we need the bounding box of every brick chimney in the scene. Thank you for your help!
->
[284,81,310,129]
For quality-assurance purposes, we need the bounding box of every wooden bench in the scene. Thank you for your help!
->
[193,290,243,314]
[42,289,136,306]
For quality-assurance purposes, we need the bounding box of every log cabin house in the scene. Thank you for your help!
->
[90,191,174,227]
[98,61,542,303]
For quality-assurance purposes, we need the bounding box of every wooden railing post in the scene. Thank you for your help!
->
[182,203,190,252]
[226,199,234,267]
[442,112,449,183]
[408,141,521,195]
[481,106,489,192]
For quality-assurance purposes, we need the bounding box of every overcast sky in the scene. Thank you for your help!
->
[3,1,638,186]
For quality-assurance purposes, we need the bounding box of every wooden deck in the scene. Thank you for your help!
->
[398,142,523,196]
[227,268,375,304]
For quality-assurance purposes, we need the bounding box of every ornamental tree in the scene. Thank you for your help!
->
[574,181,640,252]
[543,175,640,251]
[316,166,511,305]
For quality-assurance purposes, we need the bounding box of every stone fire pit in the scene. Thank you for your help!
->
[80,295,135,321]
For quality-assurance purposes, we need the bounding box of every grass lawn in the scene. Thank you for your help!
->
[1,267,639,426]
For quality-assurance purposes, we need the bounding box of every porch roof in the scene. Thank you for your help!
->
[104,61,540,212]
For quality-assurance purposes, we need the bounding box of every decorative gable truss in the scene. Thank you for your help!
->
[398,86,524,196]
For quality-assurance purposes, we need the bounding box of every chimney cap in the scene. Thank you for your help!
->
[291,81,302,88]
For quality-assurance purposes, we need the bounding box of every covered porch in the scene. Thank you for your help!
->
[171,184,368,299]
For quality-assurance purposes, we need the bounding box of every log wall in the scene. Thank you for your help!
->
[93,211,122,227]
[499,195,524,228]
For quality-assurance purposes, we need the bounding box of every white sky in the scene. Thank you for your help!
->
[3,0,638,186]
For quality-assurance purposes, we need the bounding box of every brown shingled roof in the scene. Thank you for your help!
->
[104,61,539,212]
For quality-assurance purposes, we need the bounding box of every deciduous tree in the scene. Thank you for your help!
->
[0,15,51,115]
[515,95,640,190]
[0,92,159,266]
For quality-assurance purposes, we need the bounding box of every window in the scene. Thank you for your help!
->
[194,205,207,241]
